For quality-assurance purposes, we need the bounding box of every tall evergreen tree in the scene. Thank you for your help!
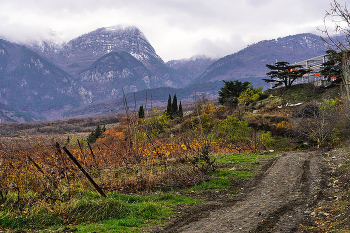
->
[87,125,104,143]
[167,94,172,116]
[95,125,102,138]
[138,105,145,118]
[178,101,183,117]
[172,94,178,116]
[87,131,96,144]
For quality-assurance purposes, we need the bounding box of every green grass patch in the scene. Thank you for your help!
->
[1,152,277,232]
[214,152,276,164]
[269,84,325,103]
[0,192,199,232]
[339,163,350,168]
[192,177,231,191]
[75,218,145,232]
[234,170,254,178]
[190,152,277,192]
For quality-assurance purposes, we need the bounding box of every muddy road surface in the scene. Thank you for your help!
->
[160,151,324,233]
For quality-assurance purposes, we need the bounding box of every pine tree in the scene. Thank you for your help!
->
[218,80,251,108]
[87,130,96,144]
[178,101,183,117]
[95,125,102,138]
[87,125,104,143]
[65,135,70,144]
[263,61,311,88]
[138,105,145,118]
[167,94,172,116]
[320,49,342,81]
[172,94,178,116]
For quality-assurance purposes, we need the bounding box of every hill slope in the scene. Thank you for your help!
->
[193,33,328,85]
[0,39,82,120]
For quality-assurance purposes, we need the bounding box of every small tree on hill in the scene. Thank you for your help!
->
[320,0,350,100]
[167,94,172,116]
[138,105,145,119]
[166,94,183,118]
[87,125,106,143]
[178,101,183,117]
[320,49,342,81]
[263,61,311,88]
[218,80,251,109]
[292,98,345,148]
[172,94,178,115]
[238,86,267,107]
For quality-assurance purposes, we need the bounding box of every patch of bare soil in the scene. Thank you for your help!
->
[154,151,327,233]
[300,148,350,232]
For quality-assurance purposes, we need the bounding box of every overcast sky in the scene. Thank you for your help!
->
[0,0,344,61]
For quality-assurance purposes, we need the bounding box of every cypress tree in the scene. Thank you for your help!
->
[178,101,183,117]
[86,131,96,143]
[167,94,172,116]
[138,105,145,118]
[87,129,97,144]
[172,94,178,116]
[95,125,102,138]
[65,135,70,144]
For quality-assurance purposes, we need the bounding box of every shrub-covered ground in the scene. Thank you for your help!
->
[1,83,350,232]
[302,147,350,232]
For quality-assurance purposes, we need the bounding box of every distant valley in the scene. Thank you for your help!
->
[0,25,333,122]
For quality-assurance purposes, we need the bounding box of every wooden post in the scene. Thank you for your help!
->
[26,154,60,190]
[55,142,71,197]
[87,142,98,169]
[62,146,106,197]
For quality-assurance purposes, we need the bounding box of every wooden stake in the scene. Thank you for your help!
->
[87,142,98,169]
[62,146,106,197]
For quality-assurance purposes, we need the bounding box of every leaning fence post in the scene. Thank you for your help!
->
[87,142,98,169]
[62,145,106,197]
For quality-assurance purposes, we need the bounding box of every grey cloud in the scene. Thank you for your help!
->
[246,0,273,7]
[194,35,246,59]
[0,0,340,60]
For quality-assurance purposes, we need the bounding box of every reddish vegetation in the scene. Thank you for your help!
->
[0,104,257,203]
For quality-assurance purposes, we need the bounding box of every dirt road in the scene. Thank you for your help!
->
[160,151,324,233]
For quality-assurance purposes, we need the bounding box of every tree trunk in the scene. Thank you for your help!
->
[342,51,350,101]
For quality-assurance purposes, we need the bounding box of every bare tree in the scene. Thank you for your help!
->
[292,99,349,148]
[320,0,350,100]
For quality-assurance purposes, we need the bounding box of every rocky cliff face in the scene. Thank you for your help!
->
[32,26,182,98]
[51,26,163,76]
[0,26,194,122]
[78,51,154,103]
[0,39,82,120]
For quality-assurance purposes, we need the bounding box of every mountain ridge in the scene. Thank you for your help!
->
[0,27,337,122]
[31,26,164,76]
[193,33,328,84]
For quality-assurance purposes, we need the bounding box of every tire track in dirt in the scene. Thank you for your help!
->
[253,159,311,232]
[156,157,279,233]
[163,152,322,233]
